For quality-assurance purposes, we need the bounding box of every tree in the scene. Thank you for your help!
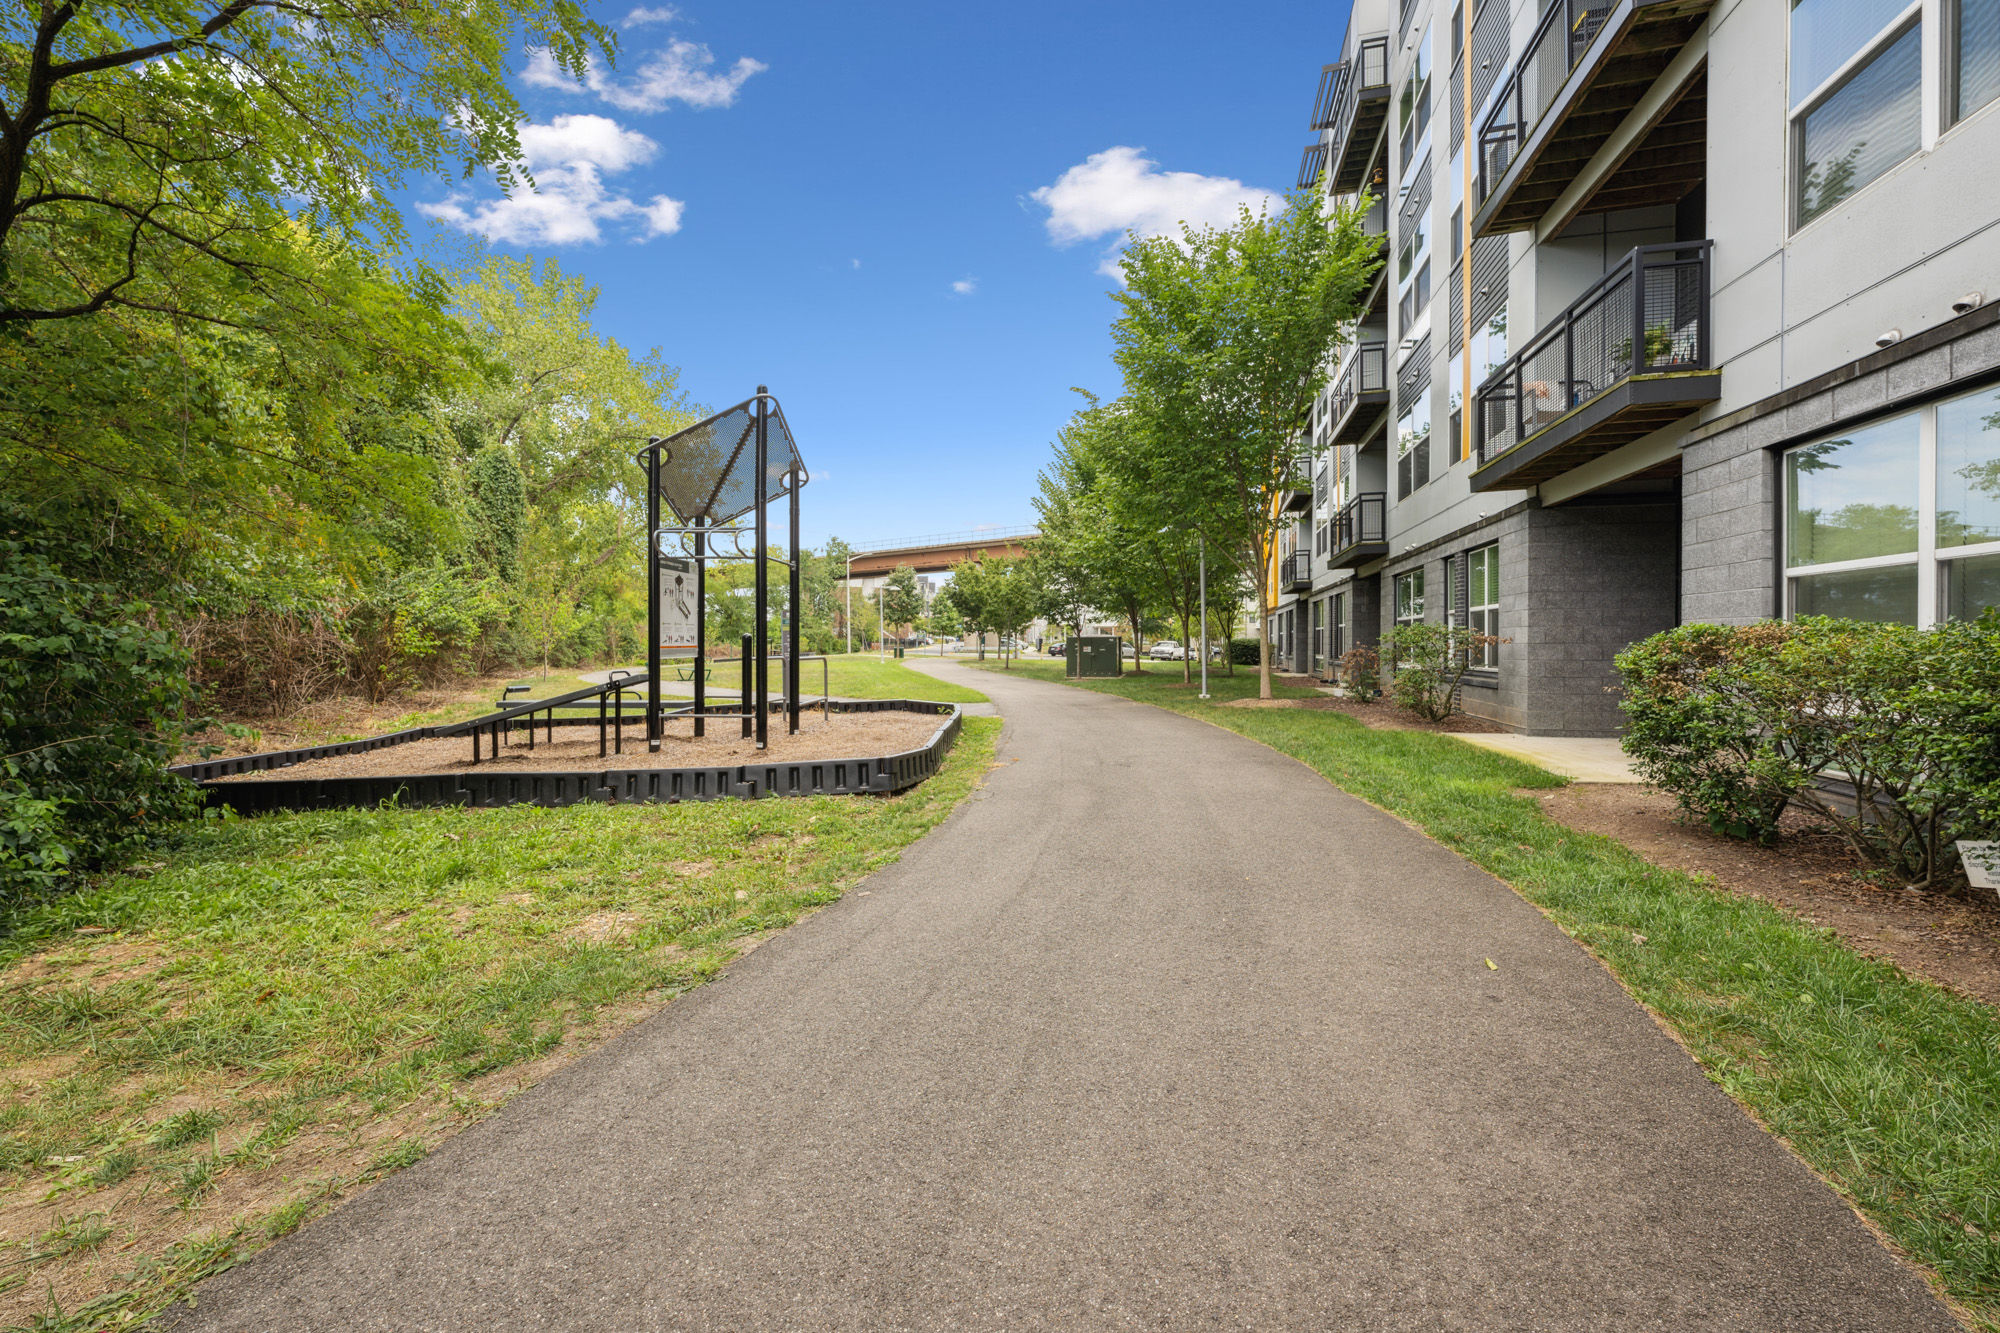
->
[880,565,924,638]
[1112,187,1380,697]
[1,0,607,326]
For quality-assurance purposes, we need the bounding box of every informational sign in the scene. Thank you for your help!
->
[657,556,697,657]
[1962,841,1999,894]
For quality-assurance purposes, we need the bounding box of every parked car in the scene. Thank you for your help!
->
[1148,641,1187,660]
[1047,641,1067,656]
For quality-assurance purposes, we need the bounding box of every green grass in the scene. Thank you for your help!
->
[0,716,999,1330]
[502,657,987,706]
[971,659,2000,1327]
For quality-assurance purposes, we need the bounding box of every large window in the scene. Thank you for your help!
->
[1395,567,1426,626]
[1790,0,1921,226]
[1783,383,2000,624]
[1397,390,1432,499]
[1467,543,1500,667]
[1312,598,1326,675]
[1400,27,1433,169]
[1959,0,2000,120]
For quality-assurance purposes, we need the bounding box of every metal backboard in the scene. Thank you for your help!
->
[653,395,805,526]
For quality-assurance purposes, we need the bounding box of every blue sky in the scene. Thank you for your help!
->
[411,0,1344,549]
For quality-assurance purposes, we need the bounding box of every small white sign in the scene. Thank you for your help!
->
[1960,841,2000,893]
[658,557,697,658]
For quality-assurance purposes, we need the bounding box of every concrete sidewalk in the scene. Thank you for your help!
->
[1453,733,1641,782]
[168,662,1949,1331]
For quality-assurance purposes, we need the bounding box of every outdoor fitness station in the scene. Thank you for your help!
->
[641,386,806,751]
[167,389,966,811]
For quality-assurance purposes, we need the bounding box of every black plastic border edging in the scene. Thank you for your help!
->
[175,701,963,814]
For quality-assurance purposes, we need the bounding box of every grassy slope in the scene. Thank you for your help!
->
[0,717,1000,1331]
[970,659,2000,1327]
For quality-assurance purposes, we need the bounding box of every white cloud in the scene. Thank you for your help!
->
[951,277,977,295]
[623,4,679,26]
[521,39,766,111]
[1030,146,1281,276]
[851,258,861,269]
[418,114,684,245]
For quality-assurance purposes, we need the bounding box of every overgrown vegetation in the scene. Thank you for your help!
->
[1616,615,2000,887]
[0,718,997,1329]
[975,658,2000,1328]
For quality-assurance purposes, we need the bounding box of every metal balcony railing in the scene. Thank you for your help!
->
[1298,142,1329,189]
[1476,0,1615,208]
[1331,343,1388,433]
[1325,36,1391,191]
[1474,242,1711,467]
[1280,553,1311,591]
[1329,493,1388,561]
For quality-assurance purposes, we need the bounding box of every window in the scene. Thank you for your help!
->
[1395,567,1426,626]
[1332,590,1349,660]
[1312,599,1326,675]
[1782,383,2000,624]
[1466,543,1499,667]
[1791,0,1922,227]
[1397,391,1432,499]
[1958,0,2000,120]
[1400,27,1433,168]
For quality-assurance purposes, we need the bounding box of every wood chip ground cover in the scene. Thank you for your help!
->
[0,717,998,1330]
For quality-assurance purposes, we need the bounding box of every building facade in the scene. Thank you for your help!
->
[1271,0,2000,734]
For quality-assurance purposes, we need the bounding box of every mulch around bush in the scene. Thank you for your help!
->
[1221,679,1507,734]
[1537,783,2000,1007]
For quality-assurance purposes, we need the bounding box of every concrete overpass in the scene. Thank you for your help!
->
[845,527,1039,578]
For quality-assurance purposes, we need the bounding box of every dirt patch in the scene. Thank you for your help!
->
[1219,694,1505,733]
[1537,784,2000,1006]
[206,711,947,782]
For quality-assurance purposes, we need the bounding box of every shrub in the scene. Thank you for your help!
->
[0,538,204,900]
[1228,638,1262,666]
[1337,645,1379,701]
[1616,615,2000,888]
[1380,623,1504,720]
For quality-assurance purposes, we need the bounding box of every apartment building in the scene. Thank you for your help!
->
[1274,0,2000,734]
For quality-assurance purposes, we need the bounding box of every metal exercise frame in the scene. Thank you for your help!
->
[636,387,810,753]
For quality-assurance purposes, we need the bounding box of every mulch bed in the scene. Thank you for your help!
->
[1221,679,1506,734]
[206,711,947,783]
[1536,784,2000,1007]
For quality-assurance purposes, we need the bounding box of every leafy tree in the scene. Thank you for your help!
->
[880,565,924,636]
[1112,187,1379,697]
[1,0,608,326]
[468,444,528,579]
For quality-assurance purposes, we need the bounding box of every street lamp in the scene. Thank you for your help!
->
[845,551,854,655]
[1160,526,1210,699]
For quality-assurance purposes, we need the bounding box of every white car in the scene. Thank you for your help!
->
[1147,641,1187,660]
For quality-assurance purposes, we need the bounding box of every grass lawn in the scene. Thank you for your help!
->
[0,717,999,1330]
[971,659,2000,1328]
[501,658,987,707]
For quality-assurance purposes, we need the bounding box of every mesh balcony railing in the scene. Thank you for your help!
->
[1476,0,1615,207]
[1329,493,1387,560]
[1474,242,1711,468]
[1280,553,1311,591]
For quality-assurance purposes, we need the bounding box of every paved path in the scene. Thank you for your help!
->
[171,664,1952,1331]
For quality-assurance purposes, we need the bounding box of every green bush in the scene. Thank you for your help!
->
[1337,644,1380,701]
[0,538,204,900]
[1227,638,1262,666]
[1616,615,2000,887]
[1381,623,1501,720]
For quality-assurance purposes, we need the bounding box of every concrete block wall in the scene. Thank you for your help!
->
[1681,302,2000,625]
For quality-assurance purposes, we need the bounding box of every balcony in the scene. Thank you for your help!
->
[1472,242,1718,491]
[1297,143,1329,190]
[1277,453,1315,512]
[1473,0,1713,235]
[1326,493,1388,568]
[1317,37,1391,195]
[1327,343,1389,446]
[1280,553,1312,594]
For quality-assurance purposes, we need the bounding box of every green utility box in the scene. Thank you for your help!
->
[1067,635,1123,678]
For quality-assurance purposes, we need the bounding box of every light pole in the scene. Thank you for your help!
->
[878,586,885,660]
[1161,526,1210,699]
[845,551,854,655]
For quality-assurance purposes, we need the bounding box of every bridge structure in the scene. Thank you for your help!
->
[844,526,1039,578]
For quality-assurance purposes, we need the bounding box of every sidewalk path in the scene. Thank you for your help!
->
[169,663,1952,1331]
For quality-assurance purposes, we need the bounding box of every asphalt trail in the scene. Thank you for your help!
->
[167,662,1954,1331]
